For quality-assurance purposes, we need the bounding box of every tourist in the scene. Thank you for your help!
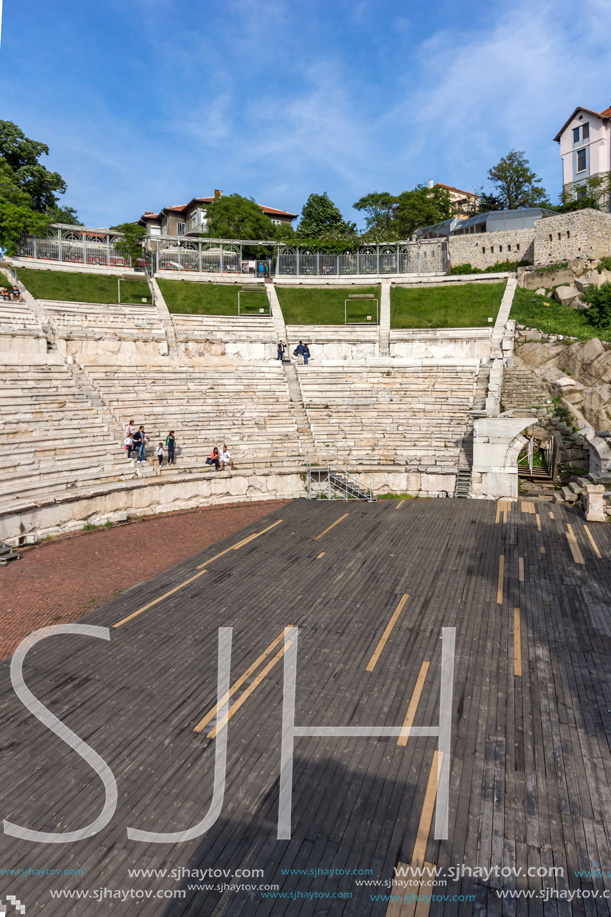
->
[124,433,134,458]
[11,286,21,302]
[125,419,136,437]
[205,447,221,471]
[157,442,164,466]
[0,287,8,302]
[277,340,286,361]
[165,430,176,465]
[303,343,310,365]
[133,425,148,463]
[220,444,233,470]
[294,341,305,364]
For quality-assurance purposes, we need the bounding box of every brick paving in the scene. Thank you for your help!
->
[0,500,285,660]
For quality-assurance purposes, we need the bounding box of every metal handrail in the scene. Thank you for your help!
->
[306,453,374,501]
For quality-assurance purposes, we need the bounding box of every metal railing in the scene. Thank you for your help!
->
[306,454,375,501]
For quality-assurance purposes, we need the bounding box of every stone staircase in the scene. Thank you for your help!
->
[283,362,316,458]
[501,364,552,416]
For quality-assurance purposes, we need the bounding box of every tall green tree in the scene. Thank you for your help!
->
[0,121,70,212]
[110,222,147,265]
[352,192,397,233]
[487,150,548,209]
[297,192,356,238]
[393,184,453,237]
[0,120,78,252]
[203,193,276,240]
[0,161,49,254]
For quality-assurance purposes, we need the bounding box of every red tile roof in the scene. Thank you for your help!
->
[435,183,479,198]
[554,106,611,141]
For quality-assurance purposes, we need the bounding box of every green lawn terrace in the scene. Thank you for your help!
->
[276,286,381,325]
[15,268,152,305]
[157,280,269,315]
[511,286,611,342]
[390,281,505,329]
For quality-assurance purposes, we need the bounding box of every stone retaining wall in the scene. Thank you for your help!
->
[448,230,534,270]
[0,465,457,543]
[533,209,611,266]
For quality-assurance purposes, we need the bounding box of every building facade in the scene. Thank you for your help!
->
[140,189,298,238]
[554,104,611,210]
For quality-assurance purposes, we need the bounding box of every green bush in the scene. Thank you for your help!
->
[597,255,611,273]
[449,263,475,275]
[449,259,528,276]
[581,282,611,328]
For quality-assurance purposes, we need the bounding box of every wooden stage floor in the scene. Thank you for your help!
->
[0,498,609,916]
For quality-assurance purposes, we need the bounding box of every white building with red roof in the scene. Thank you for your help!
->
[140,189,297,238]
[427,180,479,217]
[554,104,611,208]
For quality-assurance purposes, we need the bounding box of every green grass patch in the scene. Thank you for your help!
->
[0,270,13,289]
[276,286,380,325]
[15,269,152,304]
[511,287,611,341]
[377,492,417,500]
[159,280,269,315]
[390,282,505,328]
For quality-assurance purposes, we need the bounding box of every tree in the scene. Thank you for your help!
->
[110,222,146,266]
[486,150,548,209]
[582,282,611,329]
[393,184,453,237]
[297,192,356,238]
[0,161,50,254]
[0,121,69,212]
[274,221,296,242]
[0,120,77,252]
[352,192,397,233]
[477,191,505,214]
[203,193,276,240]
[46,204,81,225]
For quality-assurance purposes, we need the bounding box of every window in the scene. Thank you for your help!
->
[558,233,562,240]
[508,244,512,251]
[582,122,589,140]
[176,222,186,236]
[271,219,281,225]
[491,246,494,253]
[577,148,587,172]
[482,247,486,254]
[573,126,580,142]
[516,243,520,251]
[577,185,587,200]
[567,231,570,239]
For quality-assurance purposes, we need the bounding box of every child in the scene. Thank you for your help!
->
[124,433,134,458]
[157,442,164,466]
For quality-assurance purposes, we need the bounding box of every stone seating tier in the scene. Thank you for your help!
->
[0,363,133,514]
[297,364,477,467]
[83,363,304,463]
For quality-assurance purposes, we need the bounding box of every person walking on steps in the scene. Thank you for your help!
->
[133,425,148,463]
[303,342,310,365]
[277,340,286,361]
[165,431,176,465]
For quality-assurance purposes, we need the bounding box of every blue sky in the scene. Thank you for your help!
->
[2,0,611,229]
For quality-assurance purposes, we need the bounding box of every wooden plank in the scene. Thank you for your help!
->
[566,524,585,565]
[193,628,286,733]
[497,555,505,605]
[196,519,283,569]
[583,525,602,559]
[366,593,409,672]
[514,608,522,677]
[397,661,430,746]
[111,567,208,628]
[313,512,349,541]
[518,557,525,582]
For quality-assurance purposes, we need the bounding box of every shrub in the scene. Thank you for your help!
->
[597,255,611,273]
[449,259,528,275]
[581,282,611,328]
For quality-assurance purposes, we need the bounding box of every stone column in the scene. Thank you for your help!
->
[584,483,606,522]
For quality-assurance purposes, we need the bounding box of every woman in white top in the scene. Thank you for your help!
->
[220,445,233,470]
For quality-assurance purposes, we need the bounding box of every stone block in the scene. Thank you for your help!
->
[584,482,606,522]
[554,284,580,306]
